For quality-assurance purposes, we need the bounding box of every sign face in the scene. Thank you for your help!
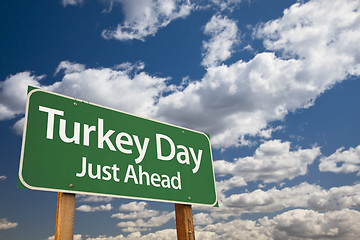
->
[19,88,217,206]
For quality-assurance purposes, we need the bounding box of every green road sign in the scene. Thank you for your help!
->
[19,88,217,206]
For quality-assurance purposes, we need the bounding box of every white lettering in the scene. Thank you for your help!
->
[115,132,133,154]
[124,164,138,184]
[156,133,175,161]
[59,119,80,144]
[84,124,96,146]
[38,106,64,139]
[98,118,116,151]
[102,166,112,181]
[139,165,150,185]
[75,157,120,182]
[176,145,190,165]
[160,175,170,188]
[190,148,202,174]
[171,172,181,190]
[88,163,101,179]
[151,173,161,187]
[76,157,87,178]
[133,135,149,164]
[112,164,120,182]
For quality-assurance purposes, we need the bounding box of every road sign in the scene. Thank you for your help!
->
[19,88,217,206]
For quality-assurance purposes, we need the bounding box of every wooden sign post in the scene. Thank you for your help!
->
[19,88,217,240]
[55,192,76,240]
[175,204,195,240]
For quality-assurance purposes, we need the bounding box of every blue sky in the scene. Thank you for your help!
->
[1,0,360,239]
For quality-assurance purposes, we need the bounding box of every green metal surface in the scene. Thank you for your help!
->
[19,88,217,206]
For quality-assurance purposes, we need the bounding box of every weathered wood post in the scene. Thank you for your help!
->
[54,192,76,240]
[175,203,195,240]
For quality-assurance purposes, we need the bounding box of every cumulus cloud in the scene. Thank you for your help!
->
[0,72,42,121]
[198,208,360,240]
[49,61,169,117]
[0,218,18,230]
[216,175,247,193]
[0,61,170,134]
[76,203,112,212]
[200,218,272,239]
[112,201,173,233]
[3,0,360,148]
[82,229,176,240]
[210,0,243,12]
[118,201,148,212]
[202,15,239,67]
[48,234,82,240]
[214,140,320,183]
[48,208,360,239]
[154,0,360,148]
[257,0,360,78]
[61,0,84,7]
[11,117,25,135]
[319,145,360,174]
[77,195,113,203]
[221,182,321,213]
[154,53,301,147]
[111,210,159,220]
[116,211,174,233]
[269,209,360,240]
[193,212,213,226]
[307,184,360,211]
[196,183,360,222]
[102,0,193,41]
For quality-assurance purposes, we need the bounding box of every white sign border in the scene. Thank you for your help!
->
[19,88,218,207]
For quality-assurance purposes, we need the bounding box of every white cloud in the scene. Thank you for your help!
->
[76,203,112,212]
[198,208,360,240]
[193,212,213,226]
[84,229,176,240]
[48,182,360,239]
[268,209,360,240]
[210,0,243,12]
[0,218,18,230]
[116,211,174,232]
[222,182,321,213]
[210,183,360,221]
[48,234,83,240]
[307,184,360,211]
[2,0,360,150]
[118,201,147,212]
[62,0,84,7]
[214,140,320,183]
[154,0,360,148]
[0,72,42,121]
[154,52,301,147]
[0,61,170,134]
[77,195,113,203]
[319,145,360,174]
[0,175,7,181]
[113,201,173,233]
[55,61,86,74]
[11,117,25,135]
[50,208,360,239]
[216,175,247,193]
[200,218,272,240]
[48,61,169,117]
[102,0,193,41]
[112,210,159,220]
[195,182,360,224]
[257,0,360,77]
[202,15,239,67]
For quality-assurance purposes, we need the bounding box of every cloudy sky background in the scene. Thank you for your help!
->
[1,0,360,239]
